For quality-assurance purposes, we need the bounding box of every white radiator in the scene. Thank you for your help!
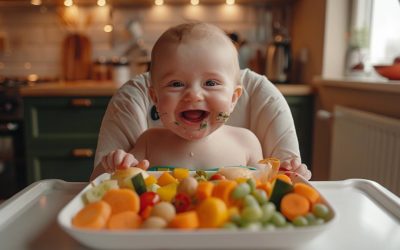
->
[330,106,400,196]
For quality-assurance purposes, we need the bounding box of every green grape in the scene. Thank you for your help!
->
[230,213,242,225]
[231,183,251,200]
[242,222,262,231]
[252,189,268,205]
[305,213,317,224]
[246,178,257,192]
[311,218,325,226]
[312,203,330,220]
[270,212,287,227]
[260,202,276,223]
[292,216,309,227]
[222,222,238,230]
[241,206,263,223]
[243,194,259,208]
[263,223,276,231]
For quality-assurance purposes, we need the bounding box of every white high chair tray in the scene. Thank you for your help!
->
[0,177,399,249]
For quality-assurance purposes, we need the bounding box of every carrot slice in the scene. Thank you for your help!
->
[196,181,214,201]
[102,189,140,215]
[107,211,142,230]
[294,183,320,204]
[280,193,310,221]
[72,201,111,230]
[169,211,199,229]
[275,174,292,185]
[212,180,237,206]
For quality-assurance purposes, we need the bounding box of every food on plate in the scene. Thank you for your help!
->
[71,163,333,231]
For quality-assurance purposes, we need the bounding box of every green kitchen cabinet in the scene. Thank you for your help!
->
[284,95,314,169]
[23,96,110,183]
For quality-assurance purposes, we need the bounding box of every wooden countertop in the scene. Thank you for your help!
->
[314,77,400,94]
[20,80,314,97]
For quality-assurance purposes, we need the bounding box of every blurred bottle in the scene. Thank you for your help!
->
[265,23,292,83]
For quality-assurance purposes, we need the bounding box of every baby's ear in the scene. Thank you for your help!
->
[230,85,243,111]
[149,86,158,105]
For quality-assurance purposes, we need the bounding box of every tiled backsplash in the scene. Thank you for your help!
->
[0,4,272,79]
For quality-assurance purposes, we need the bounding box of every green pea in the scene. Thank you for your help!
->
[246,178,257,192]
[252,189,268,205]
[293,216,309,227]
[312,203,330,220]
[243,194,259,208]
[242,222,262,231]
[260,202,276,223]
[271,212,287,227]
[231,183,251,200]
[222,222,238,230]
[241,206,263,223]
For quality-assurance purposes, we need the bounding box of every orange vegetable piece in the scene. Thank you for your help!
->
[157,172,178,186]
[102,189,140,215]
[72,201,111,230]
[196,197,228,228]
[280,193,310,221]
[169,211,199,229]
[196,181,214,200]
[107,211,142,230]
[212,180,237,206]
[294,183,320,204]
[275,174,292,185]
[145,175,157,186]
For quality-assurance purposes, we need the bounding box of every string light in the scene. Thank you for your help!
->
[97,0,106,7]
[31,0,42,5]
[226,0,235,5]
[154,0,164,6]
[104,24,113,33]
[190,0,199,6]
[64,0,73,7]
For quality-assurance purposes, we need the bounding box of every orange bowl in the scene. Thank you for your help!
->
[374,64,400,80]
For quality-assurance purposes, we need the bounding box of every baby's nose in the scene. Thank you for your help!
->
[183,86,204,102]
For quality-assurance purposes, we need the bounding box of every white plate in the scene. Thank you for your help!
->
[58,172,337,249]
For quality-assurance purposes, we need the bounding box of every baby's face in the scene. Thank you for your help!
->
[150,37,242,140]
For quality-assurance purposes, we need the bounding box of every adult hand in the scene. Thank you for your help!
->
[280,158,312,180]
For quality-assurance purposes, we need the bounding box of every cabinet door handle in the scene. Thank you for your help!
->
[72,148,94,158]
[71,98,92,107]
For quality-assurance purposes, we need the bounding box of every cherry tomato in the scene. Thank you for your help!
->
[209,173,226,181]
[140,192,160,212]
[173,193,191,213]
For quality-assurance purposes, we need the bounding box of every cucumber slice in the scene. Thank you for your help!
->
[85,180,119,203]
[269,179,294,209]
[131,173,147,195]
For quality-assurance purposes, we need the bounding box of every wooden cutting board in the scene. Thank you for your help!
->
[62,33,92,81]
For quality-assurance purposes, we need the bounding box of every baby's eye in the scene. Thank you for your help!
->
[169,81,184,87]
[204,80,220,87]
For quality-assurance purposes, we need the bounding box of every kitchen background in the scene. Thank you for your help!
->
[0,0,400,199]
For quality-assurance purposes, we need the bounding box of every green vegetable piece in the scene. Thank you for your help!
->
[252,189,268,205]
[242,222,262,231]
[269,179,294,209]
[270,212,287,227]
[305,213,317,224]
[241,206,263,223]
[293,216,309,227]
[131,173,147,195]
[260,202,276,223]
[263,223,276,231]
[312,203,330,220]
[222,222,238,230]
[231,183,251,200]
[311,218,325,226]
[243,194,259,208]
[246,178,257,192]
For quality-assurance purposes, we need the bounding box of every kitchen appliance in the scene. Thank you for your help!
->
[265,25,292,83]
[0,78,26,199]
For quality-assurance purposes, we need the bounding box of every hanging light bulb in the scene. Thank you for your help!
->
[226,0,235,5]
[190,0,199,6]
[104,24,113,33]
[64,0,73,7]
[97,0,106,7]
[155,0,164,6]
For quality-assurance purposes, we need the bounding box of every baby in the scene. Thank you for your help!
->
[97,22,263,174]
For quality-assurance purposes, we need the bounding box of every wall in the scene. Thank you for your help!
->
[0,4,271,79]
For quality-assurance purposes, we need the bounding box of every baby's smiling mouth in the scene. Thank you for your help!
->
[180,110,210,124]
